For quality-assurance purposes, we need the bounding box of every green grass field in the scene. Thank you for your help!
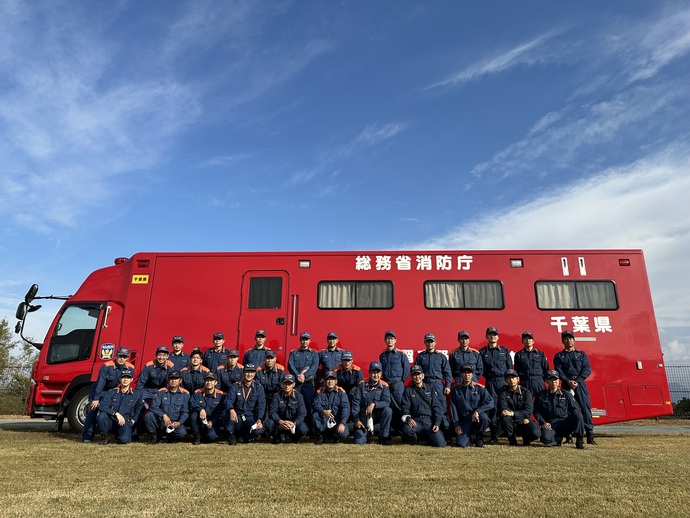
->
[1,429,689,518]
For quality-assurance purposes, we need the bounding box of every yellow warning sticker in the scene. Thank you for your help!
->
[132,275,149,284]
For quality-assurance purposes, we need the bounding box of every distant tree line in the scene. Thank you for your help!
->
[0,318,38,415]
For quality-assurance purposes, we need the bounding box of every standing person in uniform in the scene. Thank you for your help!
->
[256,349,286,414]
[82,346,135,443]
[312,370,350,444]
[554,330,596,444]
[379,330,410,431]
[351,362,393,445]
[413,333,452,432]
[288,331,319,424]
[534,370,585,449]
[243,330,270,367]
[266,375,308,444]
[181,348,210,393]
[449,364,494,448]
[189,372,225,445]
[334,351,363,405]
[400,365,446,447]
[144,370,191,444]
[449,331,483,384]
[478,326,513,443]
[203,332,231,372]
[215,349,243,392]
[223,363,265,444]
[319,332,343,381]
[168,335,190,371]
[513,331,549,397]
[96,367,142,445]
[498,369,541,446]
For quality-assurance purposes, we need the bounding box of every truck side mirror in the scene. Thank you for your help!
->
[25,284,39,304]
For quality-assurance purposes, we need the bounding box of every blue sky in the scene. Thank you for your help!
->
[1,1,689,361]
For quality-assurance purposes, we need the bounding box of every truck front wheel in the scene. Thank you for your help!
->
[66,386,90,433]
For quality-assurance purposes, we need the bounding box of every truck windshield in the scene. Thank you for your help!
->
[46,304,101,365]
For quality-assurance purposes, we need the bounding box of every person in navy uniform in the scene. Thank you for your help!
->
[256,349,286,414]
[138,345,175,401]
[334,351,363,404]
[400,365,446,447]
[144,370,191,444]
[203,332,231,372]
[513,331,549,396]
[498,369,541,446]
[266,375,308,444]
[181,348,210,393]
[534,370,585,449]
[96,367,142,445]
[379,330,410,427]
[216,349,244,392]
[223,363,266,444]
[312,370,350,444]
[319,332,344,380]
[168,335,190,371]
[554,330,596,444]
[189,372,225,445]
[413,333,452,431]
[478,326,513,442]
[351,361,393,445]
[449,330,483,384]
[450,364,494,448]
[243,330,270,367]
[288,331,319,422]
[82,346,135,443]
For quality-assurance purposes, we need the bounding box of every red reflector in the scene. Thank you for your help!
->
[619,259,631,266]
[114,257,128,265]
[137,260,150,268]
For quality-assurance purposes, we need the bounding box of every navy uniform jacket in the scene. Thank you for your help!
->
[190,388,226,423]
[225,381,266,421]
[497,385,534,421]
[533,388,583,425]
[256,364,286,399]
[89,360,135,401]
[203,346,231,373]
[479,345,513,380]
[449,347,483,381]
[414,350,452,387]
[553,349,592,386]
[243,347,270,368]
[138,360,175,399]
[288,348,319,382]
[313,386,350,426]
[181,365,210,393]
[380,348,411,384]
[351,380,391,422]
[149,387,191,423]
[215,364,244,392]
[334,364,363,395]
[401,383,445,428]
[270,391,307,426]
[99,386,143,422]
[319,348,344,377]
[169,352,190,371]
[450,382,494,424]
[514,348,549,381]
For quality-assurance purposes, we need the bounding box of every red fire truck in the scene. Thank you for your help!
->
[15,249,672,432]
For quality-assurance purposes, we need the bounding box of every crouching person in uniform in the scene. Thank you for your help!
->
[144,370,190,444]
[449,364,494,448]
[223,363,265,445]
[400,365,446,447]
[266,375,308,444]
[312,370,350,444]
[534,370,585,449]
[189,372,225,445]
[351,362,393,445]
[96,367,142,445]
[498,369,541,446]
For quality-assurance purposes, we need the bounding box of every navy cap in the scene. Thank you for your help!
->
[341,351,353,360]
[457,330,470,339]
[324,370,337,379]
[327,332,338,339]
[264,349,276,358]
[119,367,134,378]
[255,330,266,337]
[424,333,436,342]
[213,332,224,340]
[461,364,474,373]
[562,330,575,339]
[172,335,184,343]
[116,346,131,357]
[243,363,257,371]
[504,369,519,378]
[204,372,217,380]
[486,327,499,335]
[190,348,202,358]
[300,331,311,339]
[546,370,560,379]
[228,349,239,357]
[410,365,424,375]
[384,330,396,338]
[369,361,383,372]
[156,345,169,354]
[168,370,182,379]
[521,331,534,339]
[283,374,295,383]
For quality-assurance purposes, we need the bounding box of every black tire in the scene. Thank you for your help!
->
[67,386,91,433]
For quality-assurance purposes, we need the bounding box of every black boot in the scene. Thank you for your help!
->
[192,434,201,446]
[508,435,519,447]
[586,431,597,445]
[314,434,324,445]
[576,435,585,449]
[147,436,160,445]
[99,433,110,445]
[228,434,237,446]
[272,433,282,445]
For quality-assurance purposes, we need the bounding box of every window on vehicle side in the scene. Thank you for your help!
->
[318,281,393,309]
[248,277,283,309]
[535,281,618,310]
[424,281,504,309]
